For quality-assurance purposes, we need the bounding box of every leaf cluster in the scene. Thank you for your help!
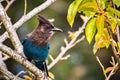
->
[67,0,120,54]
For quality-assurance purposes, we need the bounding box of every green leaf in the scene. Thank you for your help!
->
[110,21,116,33]
[99,0,110,9]
[117,42,120,50]
[116,18,120,26]
[67,0,82,27]
[96,14,105,34]
[83,11,96,16]
[80,0,96,5]
[100,0,106,9]
[113,0,120,7]
[93,33,101,54]
[106,12,117,23]
[107,7,120,18]
[93,42,97,54]
[78,1,98,16]
[85,17,96,43]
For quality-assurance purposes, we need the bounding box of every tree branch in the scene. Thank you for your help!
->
[0,0,57,79]
[0,0,56,43]
[48,17,90,70]
[0,51,22,80]
[96,56,107,79]
[0,3,25,57]
[5,0,15,11]
[0,43,43,80]
[106,63,118,80]
[13,0,56,30]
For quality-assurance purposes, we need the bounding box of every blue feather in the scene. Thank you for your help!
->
[22,39,50,70]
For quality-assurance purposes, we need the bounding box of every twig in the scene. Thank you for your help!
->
[24,0,27,15]
[49,54,54,62]
[5,0,15,11]
[0,3,25,57]
[13,0,56,30]
[2,53,10,61]
[0,0,56,43]
[0,32,9,43]
[64,38,68,46]
[0,43,42,80]
[0,51,22,80]
[116,25,120,42]
[14,70,27,80]
[48,17,90,70]
[110,0,120,42]
[60,54,71,60]
[96,0,101,10]
[111,56,115,65]
[106,63,118,80]
[96,56,107,79]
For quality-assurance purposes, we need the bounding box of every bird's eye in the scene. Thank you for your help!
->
[50,25,54,29]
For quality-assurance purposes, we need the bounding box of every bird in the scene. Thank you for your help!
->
[22,15,62,78]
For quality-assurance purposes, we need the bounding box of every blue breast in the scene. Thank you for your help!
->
[22,39,50,62]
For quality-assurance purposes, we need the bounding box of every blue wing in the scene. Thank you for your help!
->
[22,39,50,70]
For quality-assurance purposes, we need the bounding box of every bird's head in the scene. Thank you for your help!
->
[26,15,62,46]
[37,15,62,34]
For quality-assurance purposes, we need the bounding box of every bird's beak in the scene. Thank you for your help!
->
[52,27,63,32]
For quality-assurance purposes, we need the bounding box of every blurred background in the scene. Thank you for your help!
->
[1,0,120,80]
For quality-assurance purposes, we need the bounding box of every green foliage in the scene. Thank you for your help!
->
[107,7,120,18]
[67,0,82,27]
[67,0,120,54]
[85,17,96,43]
[96,14,105,34]
[99,0,109,9]
[116,18,120,26]
[78,1,98,16]
[113,0,120,7]
[117,42,120,49]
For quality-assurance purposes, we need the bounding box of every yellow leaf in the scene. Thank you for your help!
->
[78,1,98,12]
[48,72,55,79]
[104,67,113,74]
[67,0,82,27]
[24,75,32,80]
[68,31,76,39]
[107,7,120,18]
[94,28,110,54]
[116,18,120,26]
[109,21,116,33]
[96,14,105,34]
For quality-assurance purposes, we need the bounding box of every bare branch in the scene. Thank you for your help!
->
[96,56,107,78]
[48,17,90,70]
[49,54,54,62]
[13,0,56,30]
[0,3,25,57]
[106,63,118,80]
[5,0,15,11]
[24,0,27,15]
[13,71,26,80]
[0,43,43,80]
[0,0,56,43]
[0,51,22,80]
[60,54,71,60]
[64,38,68,46]
[2,52,10,61]
[0,32,9,43]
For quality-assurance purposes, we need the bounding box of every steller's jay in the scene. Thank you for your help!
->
[22,15,62,78]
